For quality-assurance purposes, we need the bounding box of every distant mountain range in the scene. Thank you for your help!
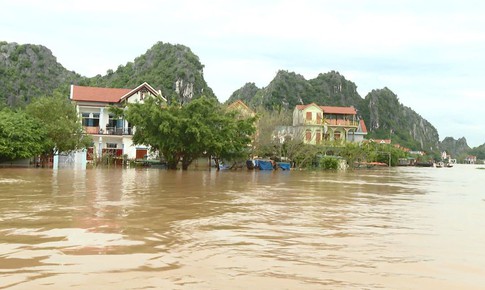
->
[0,41,482,157]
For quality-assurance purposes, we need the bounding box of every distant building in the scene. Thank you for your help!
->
[289,103,367,144]
[465,155,477,164]
[367,139,391,145]
[226,100,258,152]
[227,100,255,119]
[70,82,166,160]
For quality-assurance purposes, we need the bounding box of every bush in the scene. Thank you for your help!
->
[320,156,339,170]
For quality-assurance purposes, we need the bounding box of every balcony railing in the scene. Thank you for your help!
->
[84,126,100,134]
[104,127,133,135]
[302,119,358,126]
[326,120,358,126]
[303,119,324,125]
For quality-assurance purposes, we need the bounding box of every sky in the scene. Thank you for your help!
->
[1,0,484,147]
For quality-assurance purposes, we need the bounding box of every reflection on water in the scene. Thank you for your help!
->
[1,165,485,289]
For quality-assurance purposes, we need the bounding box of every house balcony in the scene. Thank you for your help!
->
[83,126,133,135]
[326,120,358,127]
[301,119,358,127]
[104,127,133,135]
[303,119,324,125]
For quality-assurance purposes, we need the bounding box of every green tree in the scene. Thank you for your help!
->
[125,96,256,170]
[0,109,46,161]
[252,107,291,158]
[25,92,91,163]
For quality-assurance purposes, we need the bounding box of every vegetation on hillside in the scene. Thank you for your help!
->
[468,143,485,160]
[81,42,216,104]
[360,88,440,155]
[0,42,82,107]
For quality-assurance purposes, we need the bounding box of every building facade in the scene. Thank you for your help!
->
[70,82,166,160]
[291,103,367,144]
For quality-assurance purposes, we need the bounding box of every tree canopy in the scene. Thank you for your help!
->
[125,96,256,170]
[25,92,91,156]
[0,109,46,161]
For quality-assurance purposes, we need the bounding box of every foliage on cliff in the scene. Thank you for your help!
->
[360,88,440,153]
[468,143,485,160]
[82,42,216,104]
[0,41,215,107]
[0,42,81,107]
[226,70,362,110]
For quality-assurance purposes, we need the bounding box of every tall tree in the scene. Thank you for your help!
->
[0,109,46,161]
[125,96,256,170]
[25,92,91,163]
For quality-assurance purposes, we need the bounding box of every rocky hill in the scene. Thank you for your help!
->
[228,71,440,152]
[82,41,216,104]
[439,137,471,158]
[227,70,362,110]
[0,41,215,107]
[360,88,439,152]
[0,42,81,107]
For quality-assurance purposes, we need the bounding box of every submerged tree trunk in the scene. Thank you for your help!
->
[213,157,220,171]
[165,154,180,170]
[167,161,178,170]
[181,158,192,170]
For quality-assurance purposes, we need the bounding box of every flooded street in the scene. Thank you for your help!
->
[1,165,485,289]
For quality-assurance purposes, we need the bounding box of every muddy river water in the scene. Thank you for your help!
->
[1,165,484,289]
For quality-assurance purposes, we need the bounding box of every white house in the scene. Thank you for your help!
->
[70,82,166,160]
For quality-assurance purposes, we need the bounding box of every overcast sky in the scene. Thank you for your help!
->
[1,0,484,147]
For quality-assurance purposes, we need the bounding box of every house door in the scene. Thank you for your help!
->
[136,149,148,159]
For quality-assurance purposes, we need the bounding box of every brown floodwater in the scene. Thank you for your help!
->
[1,165,485,289]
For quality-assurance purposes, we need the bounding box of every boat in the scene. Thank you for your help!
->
[276,162,291,170]
[246,159,275,170]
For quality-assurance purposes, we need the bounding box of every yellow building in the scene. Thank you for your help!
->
[292,103,367,144]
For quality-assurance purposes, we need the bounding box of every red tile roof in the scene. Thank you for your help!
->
[295,104,357,115]
[320,106,356,115]
[71,85,132,103]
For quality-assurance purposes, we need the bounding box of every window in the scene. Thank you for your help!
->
[306,111,312,120]
[108,114,117,128]
[81,112,100,127]
[317,113,322,124]
[106,143,117,148]
[316,130,321,144]
[305,130,312,141]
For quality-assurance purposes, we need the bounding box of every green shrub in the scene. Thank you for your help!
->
[320,156,339,170]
